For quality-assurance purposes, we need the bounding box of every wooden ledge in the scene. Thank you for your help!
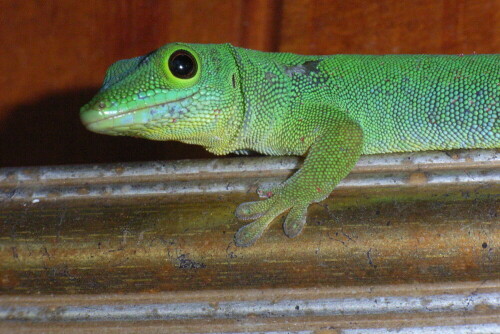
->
[0,150,498,331]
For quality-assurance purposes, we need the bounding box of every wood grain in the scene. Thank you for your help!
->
[0,0,264,166]
[279,0,499,54]
[0,0,497,166]
[1,153,499,294]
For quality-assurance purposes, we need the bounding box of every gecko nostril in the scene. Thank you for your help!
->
[98,101,106,109]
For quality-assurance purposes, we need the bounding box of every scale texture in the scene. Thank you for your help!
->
[81,43,499,246]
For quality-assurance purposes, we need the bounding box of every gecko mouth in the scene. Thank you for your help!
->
[80,93,195,134]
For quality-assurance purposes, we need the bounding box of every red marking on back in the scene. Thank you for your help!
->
[316,187,322,193]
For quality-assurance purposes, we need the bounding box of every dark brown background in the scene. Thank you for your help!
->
[0,0,498,166]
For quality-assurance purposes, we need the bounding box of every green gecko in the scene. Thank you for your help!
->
[81,43,499,247]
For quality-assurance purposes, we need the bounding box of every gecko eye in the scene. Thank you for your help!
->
[168,50,197,79]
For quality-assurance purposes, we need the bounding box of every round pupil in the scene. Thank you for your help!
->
[168,51,196,79]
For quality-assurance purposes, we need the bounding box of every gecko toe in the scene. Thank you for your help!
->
[235,200,269,221]
[234,199,291,247]
[283,206,308,238]
[234,217,269,247]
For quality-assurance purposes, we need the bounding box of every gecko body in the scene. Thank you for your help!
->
[81,43,499,246]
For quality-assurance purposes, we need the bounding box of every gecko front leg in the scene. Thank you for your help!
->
[234,107,364,247]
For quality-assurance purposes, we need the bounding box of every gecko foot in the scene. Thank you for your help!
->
[256,184,282,199]
[234,196,287,246]
[234,194,309,246]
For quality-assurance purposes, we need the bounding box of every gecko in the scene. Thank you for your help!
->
[80,43,499,247]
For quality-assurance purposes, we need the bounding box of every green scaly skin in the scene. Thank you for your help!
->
[81,43,499,247]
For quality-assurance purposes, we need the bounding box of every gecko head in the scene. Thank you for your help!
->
[80,43,244,153]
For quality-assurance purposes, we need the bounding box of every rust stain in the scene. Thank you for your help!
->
[408,172,428,185]
[77,187,90,195]
[114,167,125,175]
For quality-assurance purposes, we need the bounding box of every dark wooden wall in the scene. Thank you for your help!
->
[1,0,498,166]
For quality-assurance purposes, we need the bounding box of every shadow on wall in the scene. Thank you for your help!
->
[0,88,211,167]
